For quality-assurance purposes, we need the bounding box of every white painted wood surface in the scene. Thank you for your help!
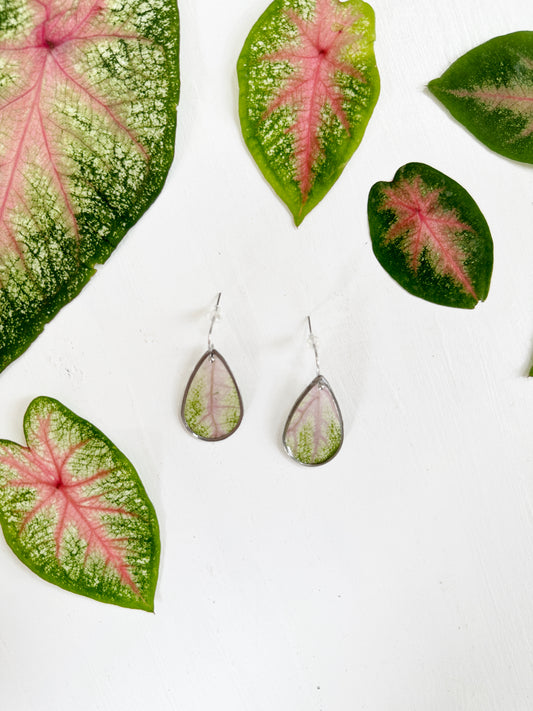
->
[1,0,533,709]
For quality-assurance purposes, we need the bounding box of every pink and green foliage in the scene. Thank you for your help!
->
[428,32,533,164]
[238,0,379,225]
[283,375,343,466]
[0,0,179,372]
[181,350,243,441]
[0,397,160,610]
[368,163,493,309]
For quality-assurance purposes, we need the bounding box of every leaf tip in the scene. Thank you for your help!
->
[143,600,156,614]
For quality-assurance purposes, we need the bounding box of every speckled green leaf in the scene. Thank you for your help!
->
[238,0,379,225]
[0,397,160,610]
[428,32,533,164]
[368,163,493,309]
[0,0,180,372]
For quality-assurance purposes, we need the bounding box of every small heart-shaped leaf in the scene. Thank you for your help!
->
[238,0,379,225]
[0,397,160,610]
[428,31,533,164]
[0,0,180,372]
[368,163,493,309]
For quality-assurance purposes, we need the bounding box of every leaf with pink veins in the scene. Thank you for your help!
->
[238,0,379,225]
[368,163,493,309]
[0,0,179,372]
[283,375,343,466]
[429,32,533,164]
[181,350,243,441]
[0,397,160,610]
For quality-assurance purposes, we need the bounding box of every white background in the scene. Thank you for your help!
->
[1,0,533,709]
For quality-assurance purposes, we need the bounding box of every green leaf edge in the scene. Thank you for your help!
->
[237,0,380,226]
[0,2,181,374]
[427,31,533,165]
[0,396,161,612]
[367,162,494,309]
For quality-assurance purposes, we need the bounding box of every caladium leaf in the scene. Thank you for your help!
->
[368,163,493,309]
[181,349,243,441]
[283,375,343,466]
[428,32,533,164]
[237,0,379,225]
[0,397,160,610]
[0,0,180,372]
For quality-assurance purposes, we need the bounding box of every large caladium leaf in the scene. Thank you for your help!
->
[428,32,533,164]
[0,0,179,372]
[368,163,493,309]
[238,0,379,225]
[0,397,160,610]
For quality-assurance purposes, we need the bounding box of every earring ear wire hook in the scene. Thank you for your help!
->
[207,292,222,353]
[307,315,321,378]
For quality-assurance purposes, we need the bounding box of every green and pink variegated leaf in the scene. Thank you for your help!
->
[181,350,243,441]
[368,163,493,309]
[428,32,533,164]
[238,0,379,225]
[283,375,343,465]
[0,397,160,610]
[0,0,179,372]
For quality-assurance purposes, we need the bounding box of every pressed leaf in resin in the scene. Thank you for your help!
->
[0,0,180,372]
[238,0,379,225]
[368,163,493,309]
[181,349,243,441]
[0,397,160,610]
[283,375,343,466]
[428,32,533,164]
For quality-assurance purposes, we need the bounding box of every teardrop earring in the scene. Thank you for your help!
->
[283,317,343,466]
[181,293,243,441]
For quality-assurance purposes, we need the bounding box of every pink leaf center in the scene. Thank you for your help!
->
[452,79,533,137]
[382,177,478,299]
[0,0,147,262]
[0,414,140,594]
[263,0,363,198]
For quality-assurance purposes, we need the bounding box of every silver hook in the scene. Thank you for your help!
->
[307,315,321,377]
[207,292,222,352]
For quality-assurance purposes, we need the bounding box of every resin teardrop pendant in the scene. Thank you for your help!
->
[283,318,343,466]
[182,349,243,441]
[181,294,243,441]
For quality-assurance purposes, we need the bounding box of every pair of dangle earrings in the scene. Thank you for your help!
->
[181,295,344,465]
